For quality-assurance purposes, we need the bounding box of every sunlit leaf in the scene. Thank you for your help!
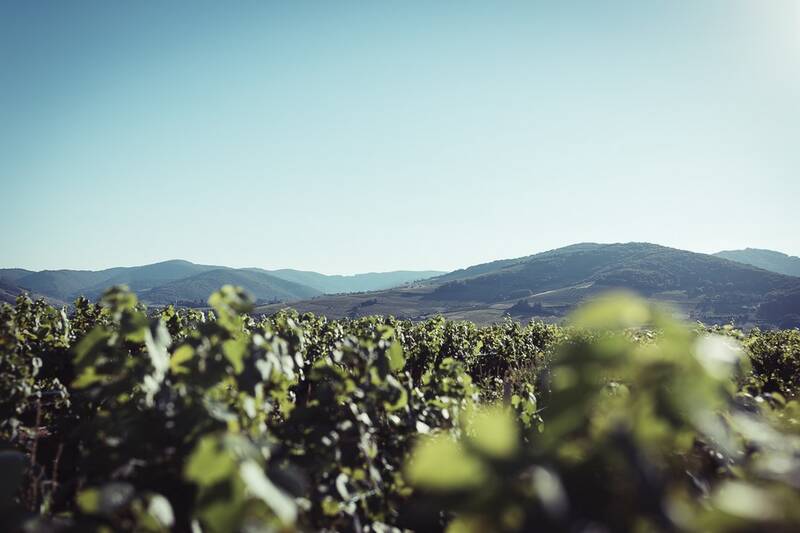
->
[406,434,488,490]
[464,405,519,459]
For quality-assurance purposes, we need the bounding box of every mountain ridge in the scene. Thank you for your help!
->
[714,248,800,277]
[256,242,800,328]
[4,244,800,328]
[139,268,322,305]
[428,242,794,302]
[0,260,444,305]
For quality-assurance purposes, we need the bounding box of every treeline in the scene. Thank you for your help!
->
[1,287,800,532]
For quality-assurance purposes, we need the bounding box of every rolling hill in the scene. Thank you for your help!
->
[11,269,120,301]
[0,260,442,306]
[78,260,222,298]
[428,243,796,302]
[262,269,445,294]
[5,245,800,327]
[139,268,322,305]
[256,243,800,328]
[714,248,800,277]
[0,268,34,284]
[0,268,63,305]
[0,279,27,305]
[6,260,223,302]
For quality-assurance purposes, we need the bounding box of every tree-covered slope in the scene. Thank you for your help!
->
[0,268,33,284]
[9,261,224,302]
[431,242,604,284]
[265,268,445,293]
[78,260,222,298]
[0,279,25,304]
[262,243,800,327]
[1,261,441,303]
[715,248,800,277]
[139,268,322,305]
[428,242,799,302]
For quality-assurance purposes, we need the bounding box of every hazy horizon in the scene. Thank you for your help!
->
[2,1,799,273]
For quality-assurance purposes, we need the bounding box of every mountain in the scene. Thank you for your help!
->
[139,268,322,305]
[0,276,62,306]
[78,260,222,298]
[6,246,800,327]
[9,260,219,301]
[12,269,119,301]
[0,279,26,304]
[0,268,33,284]
[427,242,795,302]
[714,249,800,277]
[0,260,442,306]
[264,269,445,294]
[256,243,800,328]
[433,243,601,284]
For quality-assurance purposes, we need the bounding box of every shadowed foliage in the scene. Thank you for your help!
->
[2,286,800,531]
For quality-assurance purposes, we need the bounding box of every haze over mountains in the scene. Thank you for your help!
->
[3,243,800,328]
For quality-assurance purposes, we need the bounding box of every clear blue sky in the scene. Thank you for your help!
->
[1,1,798,274]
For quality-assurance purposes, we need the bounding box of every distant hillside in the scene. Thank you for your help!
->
[0,277,63,306]
[8,260,220,301]
[714,248,800,277]
[0,268,33,284]
[6,246,800,327]
[265,269,444,293]
[0,279,26,304]
[429,243,795,302]
[79,260,222,298]
[139,268,321,305]
[432,243,602,284]
[13,269,119,301]
[0,260,441,306]
[257,243,800,328]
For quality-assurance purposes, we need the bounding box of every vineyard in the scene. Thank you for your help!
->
[2,286,800,532]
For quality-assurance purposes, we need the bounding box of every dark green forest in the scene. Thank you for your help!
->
[2,286,800,532]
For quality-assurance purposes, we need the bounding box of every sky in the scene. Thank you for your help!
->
[1,1,798,274]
